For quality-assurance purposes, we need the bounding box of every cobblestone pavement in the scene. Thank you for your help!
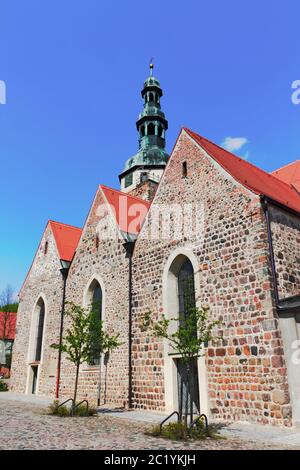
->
[0,398,299,450]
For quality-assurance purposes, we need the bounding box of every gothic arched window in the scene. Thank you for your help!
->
[34,298,45,362]
[89,280,102,322]
[147,123,155,135]
[177,258,196,324]
[86,279,103,365]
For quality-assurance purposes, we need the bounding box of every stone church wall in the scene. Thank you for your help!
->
[269,205,300,300]
[10,225,63,397]
[59,189,130,407]
[131,131,292,426]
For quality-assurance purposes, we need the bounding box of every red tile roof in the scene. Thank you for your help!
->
[100,185,151,235]
[271,160,300,193]
[49,221,82,261]
[0,312,16,340]
[185,128,300,213]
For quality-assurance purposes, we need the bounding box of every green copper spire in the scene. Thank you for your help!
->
[120,63,169,185]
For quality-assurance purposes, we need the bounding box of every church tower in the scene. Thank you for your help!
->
[119,62,169,200]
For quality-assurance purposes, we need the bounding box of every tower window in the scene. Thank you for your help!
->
[148,123,155,135]
[182,161,187,178]
[140,125,145,137]
[125,172,133,188]
[158,125,163,137]
[44,241,48,255]
[140,172,148,183]
[149,92,154,102]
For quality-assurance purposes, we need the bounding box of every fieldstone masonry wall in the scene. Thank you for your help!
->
[128,180,158,201]
[10,226,63,397]
[131,131,292,425]
[59,188,130,407]
[270,205,300,300]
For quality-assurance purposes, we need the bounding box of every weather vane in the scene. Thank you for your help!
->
[149,58,154,76]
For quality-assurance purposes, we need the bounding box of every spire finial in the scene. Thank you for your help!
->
[149,58,154,76]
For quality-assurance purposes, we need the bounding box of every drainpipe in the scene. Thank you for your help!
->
[261,197,280,308]
[123,239,136,409]
[55,261,70,399]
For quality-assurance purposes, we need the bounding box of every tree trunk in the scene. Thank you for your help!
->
[184,361,190,427]
[73,362,80,415]
[97,353,102,406]
[179,371,183,421]
[188,358,193,426]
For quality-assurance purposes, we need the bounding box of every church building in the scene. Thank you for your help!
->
[10,65,300,427]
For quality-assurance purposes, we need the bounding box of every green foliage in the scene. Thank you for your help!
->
[141,306,222,424]
[75,404,97,417]
[142,306,221,362]
[0,380,8,392]
[48,400,97,417]
[48,400,70,417]
[0,303,18,313]
[51,301,121,408]
[51,302,121,368]
[87,302,121,365]
[51,302,94,367]
[146,420,223,441]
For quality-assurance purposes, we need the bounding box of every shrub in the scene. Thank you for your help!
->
[0,380,8,392]
[75,404,97,417]
[48,400,97,417]
[48,400,70,417]
[146,419,223,441]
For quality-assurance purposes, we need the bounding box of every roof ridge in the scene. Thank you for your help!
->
[99,184,151,206]
[271,159,300,174]
[184,128,295,194]
[49,220,82,231]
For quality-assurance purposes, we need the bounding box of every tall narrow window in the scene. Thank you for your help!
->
[35,299,45,362]
[177,258,196,323]
[182,161,187,178]
[87,280,103,365]
[176,258,199,413]
[91,281,102,321]
[148,123,155,135]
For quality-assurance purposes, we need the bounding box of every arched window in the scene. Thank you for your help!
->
[149,92,154,102]
[158,125,163,137]
[86,279,103,365]
[177,259,196,323]
[140,125,145,137]
[88,279,102,321]
[147,123,155,135]
[34,298,45,362]
[176,258,198,411]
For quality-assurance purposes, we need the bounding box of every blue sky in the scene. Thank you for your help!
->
[1,0,300,296]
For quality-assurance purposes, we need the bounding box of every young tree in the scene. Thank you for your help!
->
[141,306,221,426]
[51,302,120,409]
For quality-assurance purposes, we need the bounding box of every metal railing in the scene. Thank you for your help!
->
[57,398,89,417]
[159,411,180,433]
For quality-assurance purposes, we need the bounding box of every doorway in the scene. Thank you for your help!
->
[31,366,38,394]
